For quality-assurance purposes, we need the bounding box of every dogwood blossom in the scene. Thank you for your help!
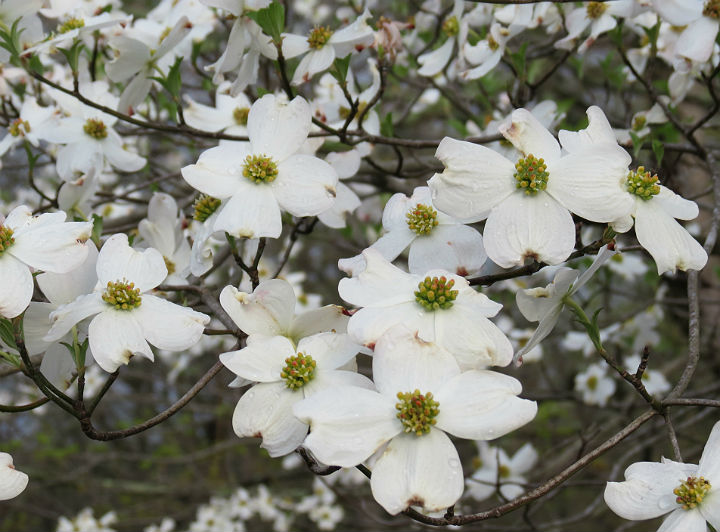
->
[575,362,616,406]
[0,452,28,500]
[465,442,538,501]
[605,420,720,531]
[294,326,537,514]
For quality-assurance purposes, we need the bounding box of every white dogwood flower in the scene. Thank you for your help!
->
[466,442,538,501]
[574,362,616,406]
[294,326,537,515]
[45,234,210,373]
[0,453,28,500]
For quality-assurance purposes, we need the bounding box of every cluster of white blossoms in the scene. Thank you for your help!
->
[0,0,718,530]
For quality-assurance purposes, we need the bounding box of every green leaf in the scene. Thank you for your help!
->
[651,139,664,166]
[330,54,351,84]
[58,40,85,73]
[380,112,394,137]
[629,131,644,159]
[150,56,183,99]
[247,2,285,44]
[0,317,17,350]
[91,214,103,247]
[509,42,528,77]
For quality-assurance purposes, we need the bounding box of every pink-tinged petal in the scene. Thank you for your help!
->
[297,332,359,370]
[291,46,335,85]
[294,386,401,467]
[634,200,707,274]
[220,335,295,382]
[655,186,699,221]
[213,184,282,239]
[500,108,560,163]
[371,430,464,515]
[656,508,707,532]
[372,326,460,399]
[181,142,250,198]
[45,293,106,342]
[436,306,513,369]
[0,453,28,501]
[37,241,98,305]
[248,94,311,162]
[408,224,487,276]
[338,248,418,308]
[0,254,33,318]
[233,382,307,457]
[435,370,536,439]
[134,295,209,351]
[219,280,295,336]
[676,18,718,64]
[10,221,92,274]
[548,144,633,222]
[272,154,337,216]
[605,460,698,520]
[483,192,575,268]
[429,137,515,220]
[417,38,455,77]
[698,421,720,480]
[88,309,154,373]
[289,305,348,340]
[96,234,167,291]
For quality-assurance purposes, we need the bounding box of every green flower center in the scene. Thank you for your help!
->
[415,276,458,311]
[395,390,439,436]
[102,279,142,310]
[674,477,711,510]
[498,465,511,478]
[488,34,499,51]
[586,375,598,390]
[586,2,609,19]
[0,225,15,255]
[626,166,660,200]
[163,256,176,275]
[514,154,549,195]
[339,101,368,120]
[632,115,647,131]
[193,194,221,222]
[83,118,108,140]
[9,118,30,137]
[58,17,85,34]
[704,0,720,18]
[442,16,459,37]
[406,204,439,235]
[242,154,278,184]
[280,352,316,389]
[308,26,333,49]
[233,107,249,126]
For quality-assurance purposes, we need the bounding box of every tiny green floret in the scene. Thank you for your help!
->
[58,17,85,34]
[308,26,333,49]
[83,118,108,140]
[514,154,549,195]
[163,256,176,276]
[280,352,316,389]
[242,154,278,184]
[586,1,609,19]
[626,166,660,200]
[674,476,711,510]
[193,194,221,222]
[406,204,439,235]
[632,115,647,131]
[586,375,598,391]
[395,390,440,436]
[704,0,720,19]
[9,118,30,137]
[0,225,15,255]
[233,107,250,126]
[102,279,142,310]
[442,16,459,37]
[415,276,458,311]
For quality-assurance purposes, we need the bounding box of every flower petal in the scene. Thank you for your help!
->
[10,220,92,274]
[88,310,154,373]
[248,94,311,162]
[219,280,295,336]
[291,46,335,85]
[0,254,33,318]
[289,305,349,341]
[500,108,560,163]
[46,292,106,342]
[220,335,295,382]
[656,508,707,532]
[408,224,487,276]
[370,430,464,515]
[273,154,337,216]
[655,186,699,221]
[338,248,417,308]
[698,421,720,480]
[213,183,282,239]
[134,295,209,351]
[297,332,359,370]
[96,234,167,291]
[0,453,28,501]
[181,143,250,199]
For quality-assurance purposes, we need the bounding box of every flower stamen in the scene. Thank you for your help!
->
[308,26,333,49]
[58,17,85,33]
[395,390,440,436]
[406,204,439,235]
[233,107,250,126]
[242,154,278,184]
[280,352,316,389]
[0,225,15,255]
[514,154,549,195]
[83,118,108,139]
[626,166,660,200]
[674,476,711,510]
[586,2,608,19]
[193,194,221,222]
[442,16,459,37]
[415,276,458,311]
[102,279,142,310]
[9,118,30,137]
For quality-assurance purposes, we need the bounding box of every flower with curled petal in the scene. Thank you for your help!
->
[0,453,28,501]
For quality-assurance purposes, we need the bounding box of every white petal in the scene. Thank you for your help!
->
[272,154,337,216]
[40,342,76,391]
[105,35,149,81]
[326,149,361,179]
[698,421,720,480]
[0,254,33,318]
[516,268,577,322]
[651,0,702,25]
[655,186,699,221]
[676,18,718,64]
[294,386,400,467]
[10,221,92,273]
[500,108,560,163]
[214,185,282,239]
[134,295,209,351]
[219,281,295,336]
[101,133,146,172]
[0,453,28,501]
[328,9,374,56]
[483,192,576,268]
[291,46,335,85]
[96,234,167,291]
[548,144,634,222]
[289,305,349,341]
[220,335,295,382]
[515,305,563,361]
[37,241,98,305]
[700,490,720,530]
[297,332,359,370]
[417,38,455,77]
[248,94,311,162]
[347,302,431,348]
[408,224,487,276]
[429,137,515,220]
[372,326,460,399]
[657,508,707,532]
[435,370,537,439]
[559,106,617,153]
[117,72,153,115]
[369,230,415,263]
[46,293,106,342]
[371,430,464,515]
[634,200,707,274]
[181,143,250,199]
[88,310,154,373]
[281,33,310,59]
[233,382,307,457]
